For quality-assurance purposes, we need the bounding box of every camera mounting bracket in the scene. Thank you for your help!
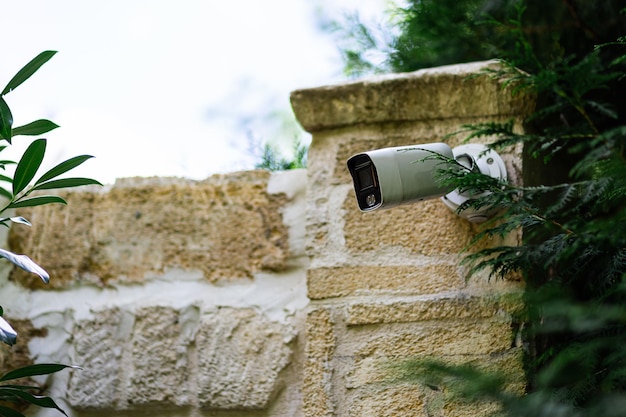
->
[441,144,507,223]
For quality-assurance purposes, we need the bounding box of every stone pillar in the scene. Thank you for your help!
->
[291,61,534,416]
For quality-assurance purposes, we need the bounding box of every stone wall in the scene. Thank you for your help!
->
[0,171,309,417]
[0,61,534,417]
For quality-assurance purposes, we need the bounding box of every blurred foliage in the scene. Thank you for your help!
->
[255,138,307,171]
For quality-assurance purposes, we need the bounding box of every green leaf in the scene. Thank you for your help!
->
[0,404,25,417]
[35,155,94,185]
[0,188,11,201]
[7,195,66,209]
[0,364,77,382]
[0,98,13,143]
[1,51,57,96]
[0,388,67,416]
[13,139,46,195]
[12,120,59,137]
[32,178,102,191]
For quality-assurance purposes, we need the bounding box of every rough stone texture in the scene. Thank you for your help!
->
[290,61,535,133]
[307,264,462,299]
[69,308,132,409]
[302,308,335,417]
[128,306,192,406]
[9,171,290,289]
[67,305,297,413]
[196,307,295,410]
[345,293,524,326]
[343,198,476,257]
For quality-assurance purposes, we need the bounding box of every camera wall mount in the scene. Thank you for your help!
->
[441,144,507,223]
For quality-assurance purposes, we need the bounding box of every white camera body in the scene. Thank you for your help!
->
[347,142,507,222]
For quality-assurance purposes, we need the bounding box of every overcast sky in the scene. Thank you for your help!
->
[1,0,389,184]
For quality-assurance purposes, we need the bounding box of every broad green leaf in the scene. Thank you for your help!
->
[0,404,25,417]
[12,120,59,137]
[0,364,77,382]
[0,248,49,284]
[7,195,66,209]
[0,316,16,346]
[32,178,102,191]
[0,388,67,416]
[1,51,57,96]
[35,155,94,185]
[0,98,12,142]
[13,139,46,195]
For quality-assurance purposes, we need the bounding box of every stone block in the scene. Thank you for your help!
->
[9,171,291,289]
[196,307,294,410]
[307,264,462,300]
[347,385,426,417]
[344,197,476,257]
[68,308,133,409]
[290,61,535,133]
[303,308,335,417]
[346,293,524,326]
[128,306,191,406]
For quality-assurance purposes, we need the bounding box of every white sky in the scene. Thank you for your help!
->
[1,0,389,184]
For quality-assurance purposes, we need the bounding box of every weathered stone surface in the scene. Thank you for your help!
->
[128,306,192,406]
[69,308,133,409]
[303,308,335,417]
[9,171,291,289]
[344,197,476,257]
[346,293,524,326]
[196,307,294,410]
[307,264,462,300]
[347,385,426,417]
[290,61,535,133]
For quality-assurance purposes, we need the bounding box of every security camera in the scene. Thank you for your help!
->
[346,143,507,223]
[346,143,454,211]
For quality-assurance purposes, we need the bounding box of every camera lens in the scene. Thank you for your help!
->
[356,163,375,191]
[365,194,377,207]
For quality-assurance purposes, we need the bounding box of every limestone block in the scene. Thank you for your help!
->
[307,264,462,300]
[343,198,476,257]
[128,306,192,406]
[347,385,426,417]
[345,320,514,390]
[303,308,335,417]
[69,308,133,409]
[290,61,535,133]
[196,307,294,410]
[9,171,291,289]
[345,293,524,326]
